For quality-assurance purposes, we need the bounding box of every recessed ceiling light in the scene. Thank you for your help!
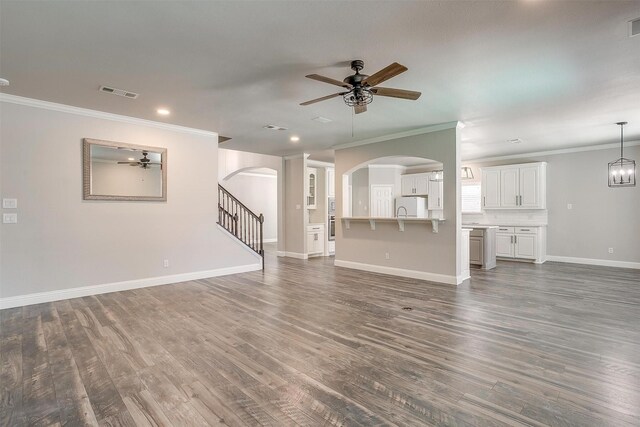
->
[290,136,300,142]
[157,108,170,116]
[0,78,9,86]
[508,138,523,144]
[127,157,135,161]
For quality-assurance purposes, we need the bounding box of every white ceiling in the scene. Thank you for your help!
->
[1,1,639,160]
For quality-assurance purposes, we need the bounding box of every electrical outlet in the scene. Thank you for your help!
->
[385,252,390,260]
[567,203,572,210]
[2,213,17,224]
[608,248,614,254]
[163,259,169,268]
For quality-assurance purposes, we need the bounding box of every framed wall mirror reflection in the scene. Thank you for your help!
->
[83,138,167,201]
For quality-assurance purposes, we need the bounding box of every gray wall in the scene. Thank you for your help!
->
[335,126,462,281]
[223,173,278,241]
[351,167,369,217]
[284,157,306,255]
[308,167,326,225]
[463,144,640,263]
[0,101,260,299]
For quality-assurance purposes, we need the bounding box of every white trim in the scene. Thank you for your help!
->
[0,263,261,309]
[334,259,458,285]
[236,171,277,179]
[333,121,459,151]
[367,164,407,170]
[284,153,309,160]
[307,159,335,168]
[457,273,471,284]
[263,238,278,243]
[277,251,308,259]
[463,140,640,163]
[546,255,640,270]
[0,94,217,137]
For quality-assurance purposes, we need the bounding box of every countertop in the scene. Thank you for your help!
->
[463,222,547,227]
[461,225,499,229]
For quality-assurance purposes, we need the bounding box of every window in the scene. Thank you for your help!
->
[462,183,482,213]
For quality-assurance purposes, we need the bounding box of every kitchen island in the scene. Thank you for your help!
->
[463,225,498,270]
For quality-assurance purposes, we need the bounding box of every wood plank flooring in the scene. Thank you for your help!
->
[2,249,640,426]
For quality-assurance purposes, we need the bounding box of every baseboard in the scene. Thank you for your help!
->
[0,263,262,310]
[263,238,278,243]
[334,259,458,285]
[546,255,640,270]
[457,273,471,284]
[276,251,308,260]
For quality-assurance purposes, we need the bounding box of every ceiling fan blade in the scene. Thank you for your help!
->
[300,92,344,106]
[354,104,367,114]
[371,87,421,100]
[117,161,138,164]
[306,74,352,89]
[363,62,408,87]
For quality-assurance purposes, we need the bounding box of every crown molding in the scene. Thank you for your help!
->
[0,93,217,138]
[463,140,640,163]
[333,121,459,151]
[307,159,335,168]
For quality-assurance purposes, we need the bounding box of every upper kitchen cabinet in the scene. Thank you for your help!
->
[327,168,335,198]
[481,162,547,209]
[401,172,430,196]
[306,167,317,209]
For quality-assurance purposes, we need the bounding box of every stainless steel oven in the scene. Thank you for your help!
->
[328,197,335,241]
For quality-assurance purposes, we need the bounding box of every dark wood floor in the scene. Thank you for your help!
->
[2,249,640,426]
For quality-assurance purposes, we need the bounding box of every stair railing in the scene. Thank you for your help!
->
[218,184,264,269]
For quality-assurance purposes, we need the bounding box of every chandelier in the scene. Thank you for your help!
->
[608,122,635,187]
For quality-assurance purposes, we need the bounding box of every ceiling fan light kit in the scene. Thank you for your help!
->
[301,60,421,114]
[608,121,635,187]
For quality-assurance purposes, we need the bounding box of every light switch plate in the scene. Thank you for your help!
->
[2,213,17,224]
[2,198,17,209]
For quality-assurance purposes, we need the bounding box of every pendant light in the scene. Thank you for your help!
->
[461,167,474,180]
[608,122,635,187]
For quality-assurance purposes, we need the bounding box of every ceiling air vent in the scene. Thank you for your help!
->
[99,85,139,99]
[263,124,288,131]
[630,18,640,37]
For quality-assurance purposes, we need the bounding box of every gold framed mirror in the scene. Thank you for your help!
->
[83,138,167,201]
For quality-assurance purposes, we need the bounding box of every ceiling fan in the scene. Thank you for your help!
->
[300,60,421,114]
[117,151,161,169]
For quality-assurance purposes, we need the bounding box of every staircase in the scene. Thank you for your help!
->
[218,184,265,269]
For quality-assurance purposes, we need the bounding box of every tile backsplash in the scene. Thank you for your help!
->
[463,210,548,226]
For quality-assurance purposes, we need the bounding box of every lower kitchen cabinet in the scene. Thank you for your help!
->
[307,224,325,256]
[495,226,546,263]
[469,236,484,265]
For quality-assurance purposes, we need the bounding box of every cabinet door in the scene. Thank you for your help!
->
[514,234,537,259]
[427,178,442,210]
[315,232,324,254]
[401,175,415,196]
[519,165,540,208]
[307,232,315,253]
[500,167,519,208]
[496,234,515,257]
[415,173,430,196]
[482,169,501,208]
[307,168,317,209]
[469,237,484,265]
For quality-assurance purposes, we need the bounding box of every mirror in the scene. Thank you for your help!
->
[83,138,167,201]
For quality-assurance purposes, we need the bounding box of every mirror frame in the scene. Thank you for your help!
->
[83,138,167,201]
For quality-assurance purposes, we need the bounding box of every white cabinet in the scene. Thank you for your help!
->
[306,167,317,209]
[495,226,544,261]
[482,169,501,208]
[327,168,335,198]
[307,224,324,255]
[427,175,443,210]
[401,173,430,196]
[481,162,546,209]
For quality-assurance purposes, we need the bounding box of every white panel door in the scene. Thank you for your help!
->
[401,175,415,196]
[500,167,519,208]
[515,234,537,259]
[496,234,515,257]
[370,185,394,218]
[482,169,501,208]
[519,165,540,208]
